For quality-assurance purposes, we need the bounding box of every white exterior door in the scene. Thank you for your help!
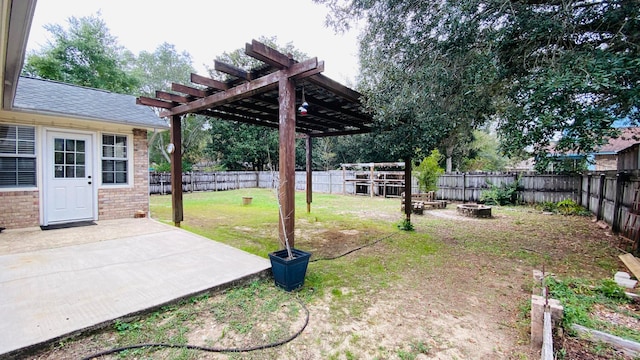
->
[45,131,94,224]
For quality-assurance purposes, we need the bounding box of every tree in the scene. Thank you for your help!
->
[133,42,194,97]
[318,0,498,166]
[23,13,139,93]
[414,149,445,192]
[460,130,508,172]
[206,121,279,171]
[318,0,640,172]
[131,43,205,171]
[495,0,640,169]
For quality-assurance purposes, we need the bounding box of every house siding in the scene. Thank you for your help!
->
[98,129,149,220]
[0,190,40,228]
[595,155,617,171]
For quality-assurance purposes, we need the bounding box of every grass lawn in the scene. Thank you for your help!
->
[29,189,635,360]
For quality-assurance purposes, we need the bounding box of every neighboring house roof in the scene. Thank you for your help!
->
[12,76,168,130]
[595,127,640,155]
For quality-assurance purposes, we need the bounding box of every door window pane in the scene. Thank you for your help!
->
[54,138,86,178]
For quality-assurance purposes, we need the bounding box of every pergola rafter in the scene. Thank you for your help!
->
[136,39,415,250]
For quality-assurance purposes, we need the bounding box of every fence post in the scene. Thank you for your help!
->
[342,166,346,195]
[597,173,606,221]
[256,171,260,188]
[462,173,467,203]
[585,174,591,210]
[612,172,626,233]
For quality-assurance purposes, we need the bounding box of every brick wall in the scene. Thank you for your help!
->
[98,129,149,220]
[0,190,40,229]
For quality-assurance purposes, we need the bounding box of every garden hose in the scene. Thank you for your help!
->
[82,232,396,359]
[310,232,397,262]
[81,296,309,360]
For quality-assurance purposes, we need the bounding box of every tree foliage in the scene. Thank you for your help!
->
[319,0,498,164]
[23,13,139,93]
[132,43,204,171]
[133,42,194,97]
[496,0,640,169]
[317,0,640,171]
[414,149,445,192]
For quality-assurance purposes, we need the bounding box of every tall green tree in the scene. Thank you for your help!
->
[131,42,206,171]
[134,42,194,97]
[22,13,139,93]
[318,0,640,172]
[495,0,640,170]
[317,0,498,166]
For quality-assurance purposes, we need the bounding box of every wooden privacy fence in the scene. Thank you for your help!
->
[150,170,419,197]
[436,173,582,204]
[149,170,640,253]
[150,171,359,195]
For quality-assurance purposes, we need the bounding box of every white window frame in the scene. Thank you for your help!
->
[100,132,133,187]
[0,123,37,190]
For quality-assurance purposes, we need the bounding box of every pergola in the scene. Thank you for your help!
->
[137,40,412,249]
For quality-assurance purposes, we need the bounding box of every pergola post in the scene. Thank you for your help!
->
[404,157,412,222]
[306,135,312,213]
[279,76,296,249]
[170,115,183,227]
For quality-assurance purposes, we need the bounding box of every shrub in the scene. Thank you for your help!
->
[414,150,444,192]
[556,199,590,216]
[480,178,520,205]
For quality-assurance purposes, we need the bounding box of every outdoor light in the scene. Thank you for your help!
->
[299,87,309,116]
[166,143,175,154]
[298,101,309,116]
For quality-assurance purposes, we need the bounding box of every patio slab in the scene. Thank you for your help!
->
[0,218,271,358]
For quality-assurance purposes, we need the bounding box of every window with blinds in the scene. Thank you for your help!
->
[0,125,36,187]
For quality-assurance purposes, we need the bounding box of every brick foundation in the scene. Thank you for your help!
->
[0,190,40,229]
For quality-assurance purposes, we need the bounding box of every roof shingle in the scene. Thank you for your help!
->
[13,77,168,129]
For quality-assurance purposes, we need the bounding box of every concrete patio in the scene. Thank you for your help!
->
[0,218,271,358]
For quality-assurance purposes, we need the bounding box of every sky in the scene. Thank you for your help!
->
[26,0,362,84]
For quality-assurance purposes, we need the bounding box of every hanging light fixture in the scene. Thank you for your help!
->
[298,87,309,116]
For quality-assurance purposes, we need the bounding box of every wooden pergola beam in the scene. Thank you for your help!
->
[190,73,229,91]
[214,60,252,81]
[156,91,190,103]
[308,128,371,138]
[136,96,174,109]
[198,110,281,130]
[245,39,291,69]
[246,39,362,104]
[171,83,209,98]
[160,57,322,117]
[307,74,362,103]
[304,95,372,126]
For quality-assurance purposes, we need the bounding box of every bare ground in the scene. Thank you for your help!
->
[23,204,637,360]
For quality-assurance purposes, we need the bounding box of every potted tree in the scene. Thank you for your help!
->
[268,182,311,291]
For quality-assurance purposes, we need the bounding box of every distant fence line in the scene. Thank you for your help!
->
[149,170,640,251]
[149,170,419,197]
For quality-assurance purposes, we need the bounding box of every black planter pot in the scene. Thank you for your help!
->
[268,248,311,291]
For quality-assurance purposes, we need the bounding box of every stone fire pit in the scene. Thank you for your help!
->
[456,204,492,218]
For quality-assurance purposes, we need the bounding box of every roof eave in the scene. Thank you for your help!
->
[10,107,170,130]
[2,0,37,110]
